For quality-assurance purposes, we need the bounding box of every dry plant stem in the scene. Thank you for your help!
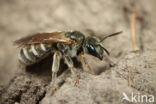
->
[130,13,139,51]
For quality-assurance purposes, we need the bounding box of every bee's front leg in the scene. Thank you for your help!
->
[104,55,117,67]
[64,56,79,86]
[51,51,62,95]
[81,52,95,75]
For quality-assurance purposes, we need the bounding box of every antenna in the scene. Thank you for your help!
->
[100,31,123,42]
[102,47,110,55]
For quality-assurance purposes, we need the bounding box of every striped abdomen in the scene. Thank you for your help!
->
[18,43,53,65]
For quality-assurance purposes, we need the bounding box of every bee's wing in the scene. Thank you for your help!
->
[14,31,74,47]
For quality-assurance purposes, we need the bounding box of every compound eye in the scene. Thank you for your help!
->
[86,44,97,57]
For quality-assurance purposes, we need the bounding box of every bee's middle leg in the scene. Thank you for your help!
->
[51,51,62,95]
[64,56,79,86]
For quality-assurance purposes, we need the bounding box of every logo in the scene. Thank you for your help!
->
[122,92,154,103]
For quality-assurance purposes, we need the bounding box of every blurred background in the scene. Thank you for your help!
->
[0,0,156,86]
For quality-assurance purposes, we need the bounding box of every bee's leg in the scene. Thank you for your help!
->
[104,55,117,67]
[51,51,62,95]
[81,52,95,75]
[64,56,79,86]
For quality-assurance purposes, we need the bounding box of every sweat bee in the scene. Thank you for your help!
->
[14,30,122,95]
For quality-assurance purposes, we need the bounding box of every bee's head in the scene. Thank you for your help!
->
[83,31,122,60]
[83,37,108,60]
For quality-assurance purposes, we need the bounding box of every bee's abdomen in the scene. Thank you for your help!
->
[18,43,52,65]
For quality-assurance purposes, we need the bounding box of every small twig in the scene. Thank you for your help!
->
[127,67,134,86]
[116,71,127,80]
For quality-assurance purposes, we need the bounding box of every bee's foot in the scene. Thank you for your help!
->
[109,62,116,67]
[51,85,57,96]
[51,89,55,96]
[74,78,79,87]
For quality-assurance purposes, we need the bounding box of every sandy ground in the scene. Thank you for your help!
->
[0,0,156,104]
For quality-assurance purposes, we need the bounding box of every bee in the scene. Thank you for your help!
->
[14,30,122,95]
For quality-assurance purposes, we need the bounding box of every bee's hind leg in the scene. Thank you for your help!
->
[64,56,79,86]
[51,51,62,95]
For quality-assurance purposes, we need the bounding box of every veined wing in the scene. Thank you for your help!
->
[14,31,74,47]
